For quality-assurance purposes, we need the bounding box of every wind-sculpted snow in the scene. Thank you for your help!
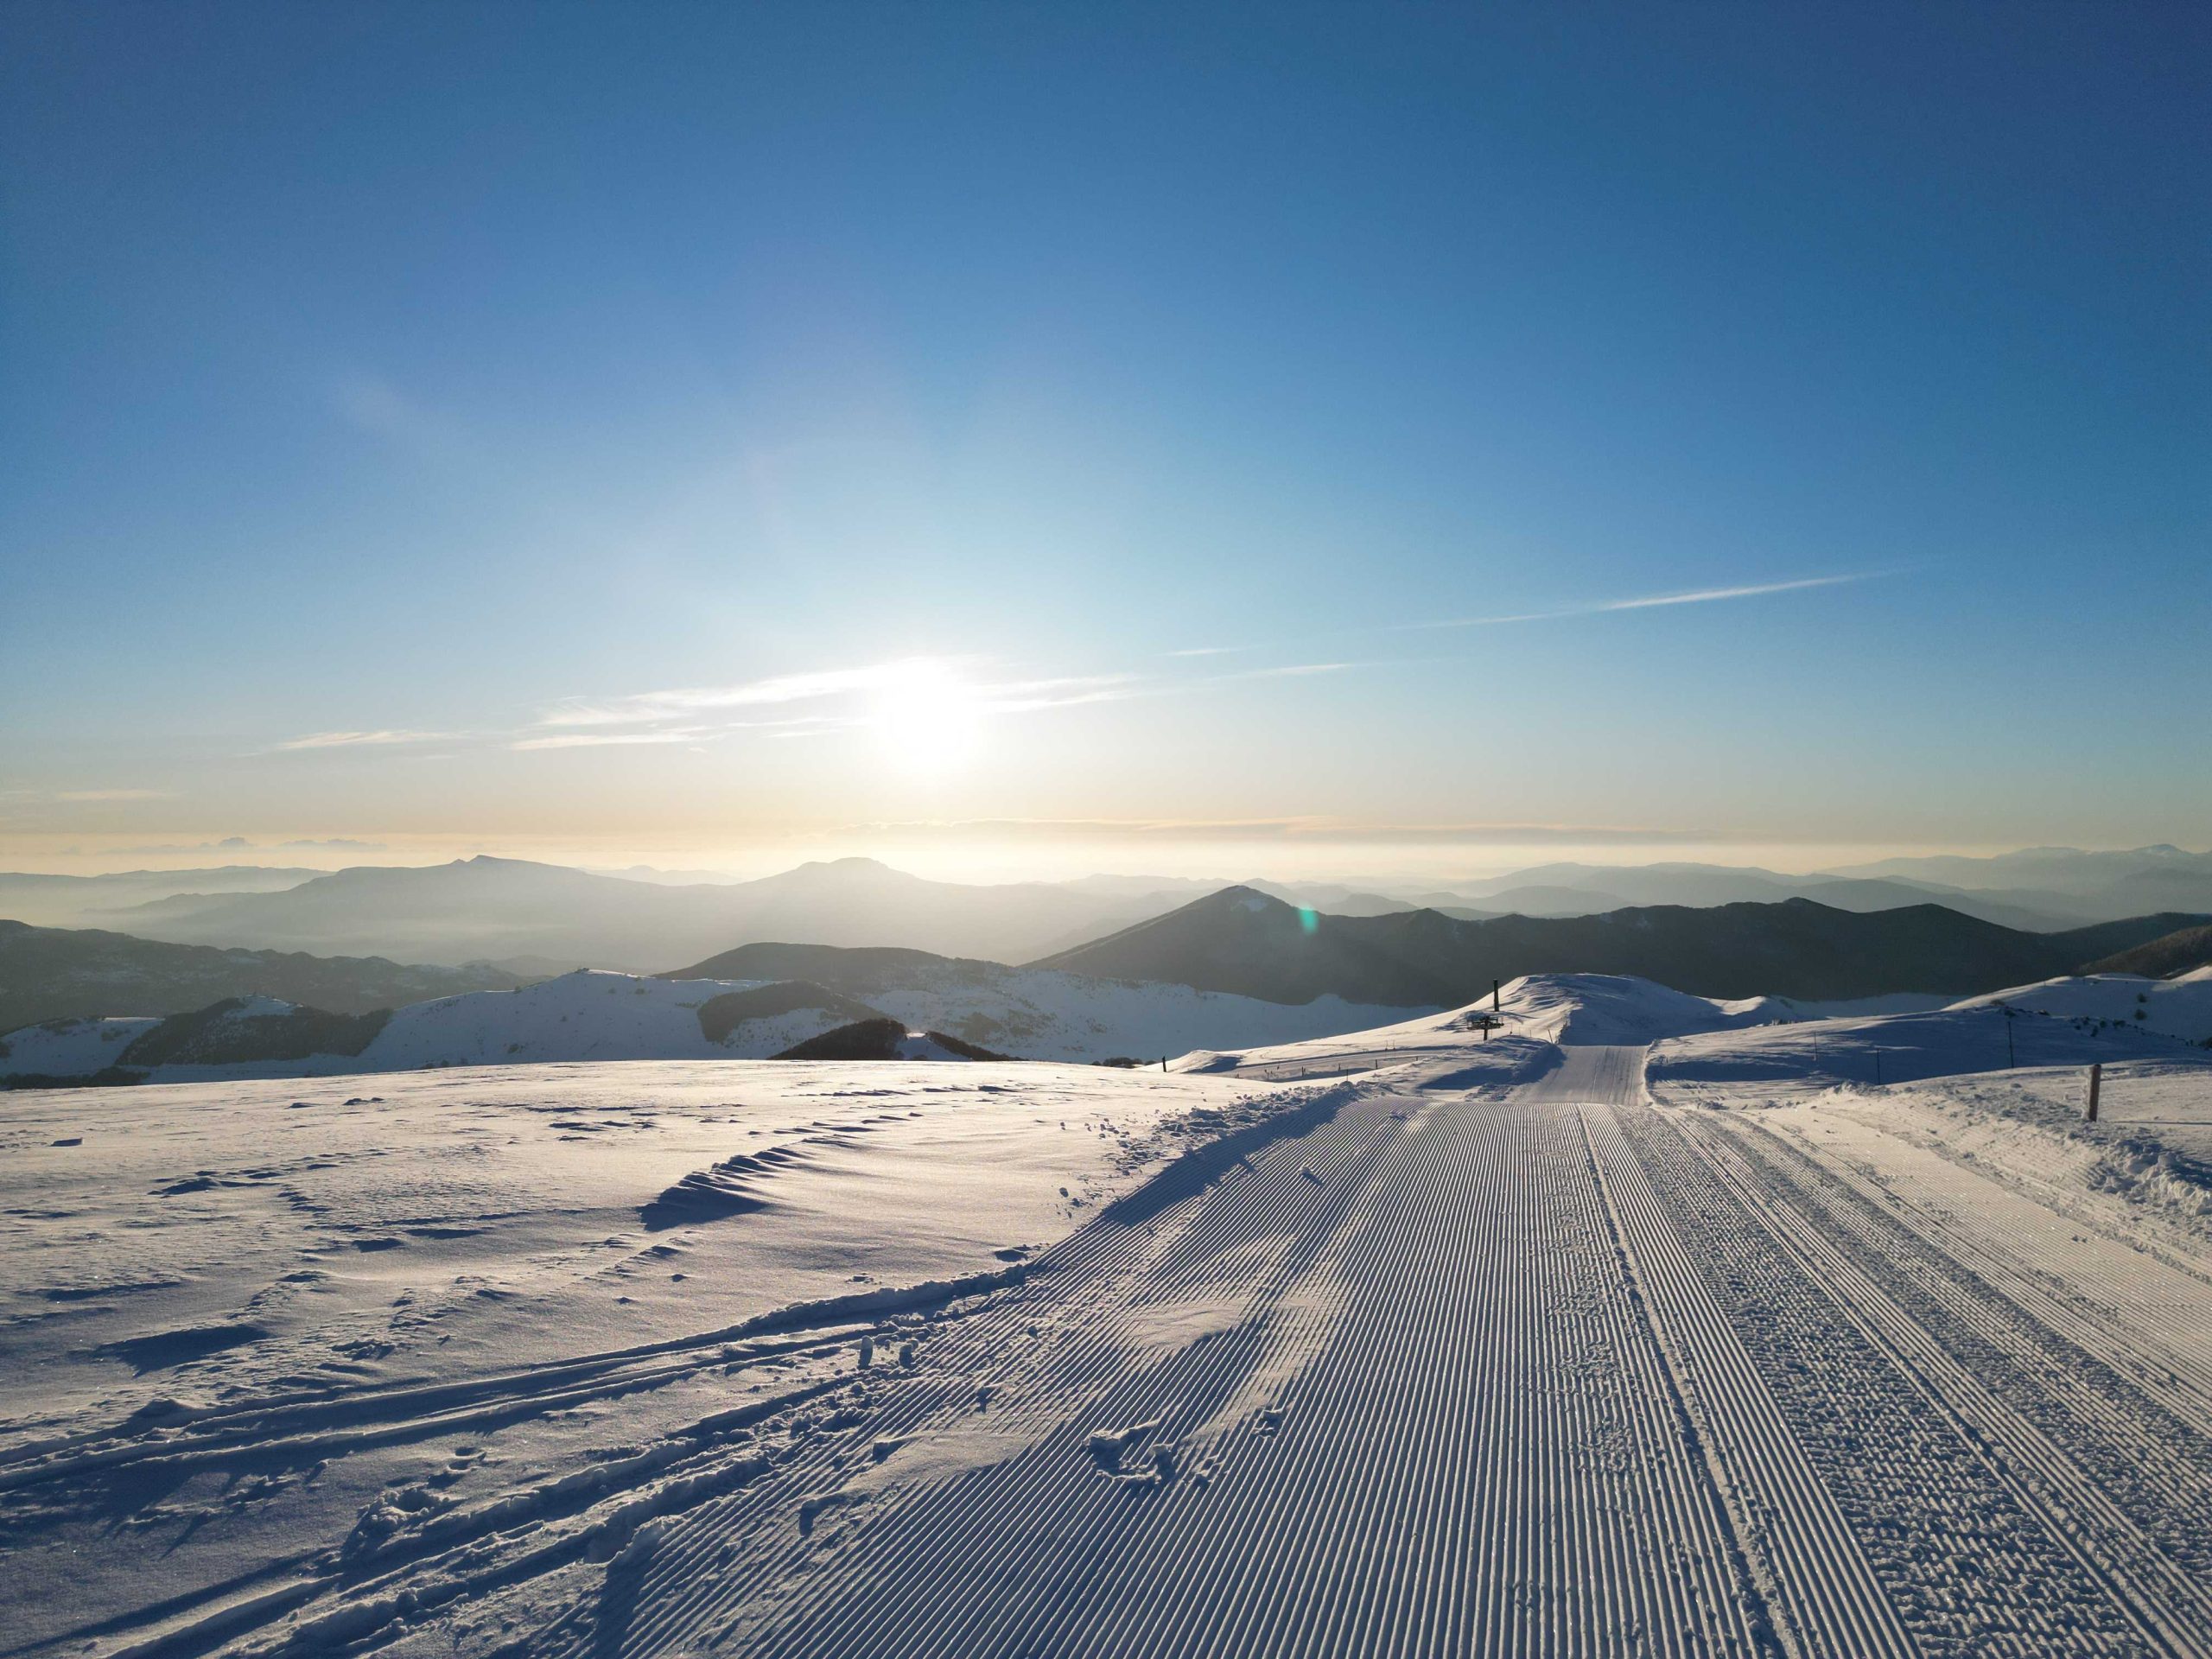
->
[5,1013,2211,1656]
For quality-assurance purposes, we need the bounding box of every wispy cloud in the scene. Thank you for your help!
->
[274,652,1366,765]
[273,729,459,752]
[529,661,1148,742]
[332,372,468,460]
[54,788,173,802]
[1215,661,1363,681]
[510,729,721,751]
[1404,572,1879,631]
[537,662,954,729]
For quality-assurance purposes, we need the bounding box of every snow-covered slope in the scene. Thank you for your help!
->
[1494,973,1769,1043]
[1173,973,1830,1071]
[0,966,1427,1083]
[364,972,858,1068]
[0,1014,162,1077]
[1948,971,2212,1045]
[1651,996,2202,1094]
[851,969,1422,1063]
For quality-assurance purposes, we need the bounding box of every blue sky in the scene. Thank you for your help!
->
[3,3,2205,877]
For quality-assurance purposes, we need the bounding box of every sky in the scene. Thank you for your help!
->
[3,2,2206,881]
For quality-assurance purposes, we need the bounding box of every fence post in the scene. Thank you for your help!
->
[2086,1062,2101,1123]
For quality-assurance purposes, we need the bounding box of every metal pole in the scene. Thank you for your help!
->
[2086,1062,2101,1123]
[2005,1012,2015,1069]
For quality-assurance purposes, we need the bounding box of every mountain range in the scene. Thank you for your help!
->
[0,919,524,1033]
[1033,887,2205,1005]
[9,845,2206,974]
[83,855,1183,971]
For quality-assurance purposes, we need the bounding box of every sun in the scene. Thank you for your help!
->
[871,661,985,775]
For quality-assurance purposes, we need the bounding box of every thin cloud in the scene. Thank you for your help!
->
[1214,661,1363,681]
[274,729,458,752]
[511,730,709,751]
[54,788,174,802]
[283,653,1353,767]
[333,372,468,459]
[1405,572,1879,632]
[537,660,963,729]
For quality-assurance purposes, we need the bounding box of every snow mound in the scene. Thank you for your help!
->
[1495,974,1768,1045]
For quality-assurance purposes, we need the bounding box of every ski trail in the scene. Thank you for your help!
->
[619,1048,1778,1659]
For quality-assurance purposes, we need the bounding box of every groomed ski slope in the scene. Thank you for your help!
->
[653,1044,2212,1659]
[3,986,2209,1657]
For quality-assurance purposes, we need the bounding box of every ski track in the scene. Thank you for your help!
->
[10,1046,2211,1657]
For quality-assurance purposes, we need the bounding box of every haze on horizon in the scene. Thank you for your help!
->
[3,3,2205,882]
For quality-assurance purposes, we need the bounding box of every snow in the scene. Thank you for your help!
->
[854,968,1423,1064]
[364,971,847,1067]
[0,966,1427,1084]
[0,1056,1331,1656]
[1948,969,2212,1044]
[7,976,2212,1656]
[889,1031,973,1060]
[0,1014,161,1077]
[1173,972,1817,1070]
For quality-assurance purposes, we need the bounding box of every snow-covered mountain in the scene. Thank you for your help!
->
[0,963,1429,1084]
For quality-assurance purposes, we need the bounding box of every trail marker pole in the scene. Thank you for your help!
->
[2086,1062,2101,1123]
[1492,979,1501,1013]
[2005,1013,2016,1069]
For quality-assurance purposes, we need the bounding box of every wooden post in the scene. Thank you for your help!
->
[2086,1062,2101,1123]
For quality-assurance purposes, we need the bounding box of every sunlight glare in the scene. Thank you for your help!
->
[872,661,985,776]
